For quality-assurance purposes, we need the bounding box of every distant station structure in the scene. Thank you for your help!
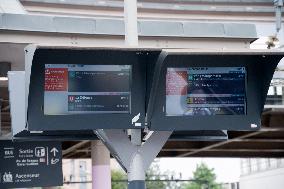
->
[0,0,284,189]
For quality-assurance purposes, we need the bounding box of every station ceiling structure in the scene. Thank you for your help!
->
[19,0,281,22]
[62,113,284,158]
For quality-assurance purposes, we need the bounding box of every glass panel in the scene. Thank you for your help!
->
[44,64,131,115]
[166,67,246,116]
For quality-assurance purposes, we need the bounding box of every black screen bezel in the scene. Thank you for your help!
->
[28,49,146,130]
[149,52,280,131]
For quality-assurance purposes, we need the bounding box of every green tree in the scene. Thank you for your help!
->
[182,162,222,189]
[111,170,127,189]
[146,161,167,189]
[111,161,178,189]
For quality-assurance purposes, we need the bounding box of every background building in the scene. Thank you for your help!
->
[240,158,284,189]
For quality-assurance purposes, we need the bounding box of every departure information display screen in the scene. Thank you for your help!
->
[44,64,131,115]
[166,67,246,116]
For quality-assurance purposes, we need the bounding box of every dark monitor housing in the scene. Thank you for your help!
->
[13,130,98,141]
[170,130,228,141]
[27,48,283,132]
[147,51,283,131]
[28,48,152,131]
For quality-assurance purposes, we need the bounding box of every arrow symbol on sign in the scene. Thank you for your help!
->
[50,147,59,157]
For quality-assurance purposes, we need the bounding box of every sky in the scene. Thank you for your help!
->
[157,157,241,183]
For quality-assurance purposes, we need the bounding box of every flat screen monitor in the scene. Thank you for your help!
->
[27,48,147,130]
[44,64,131,115]
[166,67,246,116]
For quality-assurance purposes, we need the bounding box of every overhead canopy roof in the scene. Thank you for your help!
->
[20,0,275,14]
[0,13,257,40]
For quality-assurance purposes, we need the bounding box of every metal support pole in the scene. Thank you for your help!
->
[128,130,145,188]
[124,0,143,187]
[127,152,146,189]
[0,99,2,136]
[124,0,138,46]
[282,86,284,105]
[128,180,146,189]
[91,140,111,189]
[131,129,142,146]
[95,130,172,189]
[274,0,283,33]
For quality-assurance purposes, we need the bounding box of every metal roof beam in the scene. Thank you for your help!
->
[0,13,257,40]
[62,140,90,156]
[20,0,275,13]
[162,149,284,152]
[169,151,284,158]
[177,128,284,157]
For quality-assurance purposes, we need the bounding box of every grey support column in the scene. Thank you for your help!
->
[128,180,146,189]
[282,86,284,105]
[0,99,2,136]
[91,140,111,189]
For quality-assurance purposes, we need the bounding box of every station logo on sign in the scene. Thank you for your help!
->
[132,113,142,127]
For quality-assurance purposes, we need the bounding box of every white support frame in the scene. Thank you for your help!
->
[124,0,138,46]
[8,45,37,137]
[8,71,26,136]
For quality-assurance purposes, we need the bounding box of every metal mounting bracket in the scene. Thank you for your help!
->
[94,129,172,189]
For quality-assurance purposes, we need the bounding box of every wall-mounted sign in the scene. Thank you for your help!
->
[0,140,62,189]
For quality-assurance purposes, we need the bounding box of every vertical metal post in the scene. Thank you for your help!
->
[0,99,2,136]
[124,0,138,46]
[128,123,145,189]
[127,152,146,189]
[95,130,172,189]
[131,129,142,146]
[274,0,283,33]
[282,86,284,106]
[124,0,143,188]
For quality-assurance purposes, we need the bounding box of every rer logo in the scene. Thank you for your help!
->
[35,147,45,157]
